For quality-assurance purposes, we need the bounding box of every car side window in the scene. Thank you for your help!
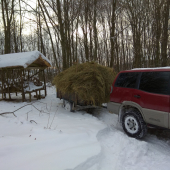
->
[115,72,139,88]
[139,72,170,95]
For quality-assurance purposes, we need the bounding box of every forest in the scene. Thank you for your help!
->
[0,0,170,73]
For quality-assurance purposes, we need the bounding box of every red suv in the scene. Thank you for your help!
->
[108,67,170,138]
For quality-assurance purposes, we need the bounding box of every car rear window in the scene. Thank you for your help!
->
[115,72,139,88]
[139,72,170,95]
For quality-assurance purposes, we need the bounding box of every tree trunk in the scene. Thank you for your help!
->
[110,0,117,68]
[161,0,170,66]
[1,0,15,54]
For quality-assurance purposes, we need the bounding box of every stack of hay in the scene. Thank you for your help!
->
[53,62,116,106]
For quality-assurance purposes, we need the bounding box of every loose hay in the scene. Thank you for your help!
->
[53,62,116,105]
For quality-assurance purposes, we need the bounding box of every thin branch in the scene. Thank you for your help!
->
[49,107,58,129]
[0,101,50,117]
[30,120,37,124]
[0,112,17,117]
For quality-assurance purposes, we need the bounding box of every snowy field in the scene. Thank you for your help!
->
[1,87,170,170]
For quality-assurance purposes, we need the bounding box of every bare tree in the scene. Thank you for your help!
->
[1,0,15,54]
[161,0,170,66]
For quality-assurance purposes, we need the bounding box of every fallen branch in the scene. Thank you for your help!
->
[32,101,48,110]
[26,110,32,121]
[0,101,50,117]
[30,120,37,124]
[0,112,17,117]
[49,107,58,129]
[13,103,42,113]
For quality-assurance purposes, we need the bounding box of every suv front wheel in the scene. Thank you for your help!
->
[122,109,147,139]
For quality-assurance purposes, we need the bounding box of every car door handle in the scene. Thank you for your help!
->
[134,95,141,98]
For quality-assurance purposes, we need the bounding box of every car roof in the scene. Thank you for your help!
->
[119,67,170,73]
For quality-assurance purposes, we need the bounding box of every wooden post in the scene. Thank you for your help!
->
[39,69,41,81]
[28,70,30,81]
[29,92,31,102]
[21,70,25,102]
[7,70,11,100]
[36,91,38,100]
[16,69,18,96]
[1,70,3,99]
[39,90,41,99]
[43,69,47,96]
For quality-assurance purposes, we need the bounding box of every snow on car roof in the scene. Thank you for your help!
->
[119,67,170,72]
[132,67,170,70]
[0,51,52,69]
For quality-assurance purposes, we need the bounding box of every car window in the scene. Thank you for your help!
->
[139,72,170,95]
[115,72,139,88]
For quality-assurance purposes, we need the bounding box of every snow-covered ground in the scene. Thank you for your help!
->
[1,87,170,170]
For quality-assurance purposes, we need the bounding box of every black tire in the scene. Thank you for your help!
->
[122,109,147,139]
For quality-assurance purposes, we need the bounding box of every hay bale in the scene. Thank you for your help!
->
[53,62,116,105]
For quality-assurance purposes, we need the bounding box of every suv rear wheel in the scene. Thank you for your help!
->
[122,109,147,139]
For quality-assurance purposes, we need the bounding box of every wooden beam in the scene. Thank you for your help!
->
[21,70,25,102]
[1,70,3,99]
[43,70,47,96]
[7,70,11,100]
[29,92,31,102]
[26,67,47,70]
[39,56,51,67]
[0,66,23,70]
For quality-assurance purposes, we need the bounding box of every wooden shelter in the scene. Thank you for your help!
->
[0,51,51,102]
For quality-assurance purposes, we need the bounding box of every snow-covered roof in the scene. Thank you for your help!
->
[0,51,52,69]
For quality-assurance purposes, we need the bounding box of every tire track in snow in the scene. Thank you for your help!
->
[66,125,128,170]
[70,126,170,170]
[68,123,170,170]
[67,110,170,170]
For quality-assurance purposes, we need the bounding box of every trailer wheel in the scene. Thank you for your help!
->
[65,101,74,112]
[62,100,66,108]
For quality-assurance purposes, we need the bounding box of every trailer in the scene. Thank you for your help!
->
[56,89,100,112]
